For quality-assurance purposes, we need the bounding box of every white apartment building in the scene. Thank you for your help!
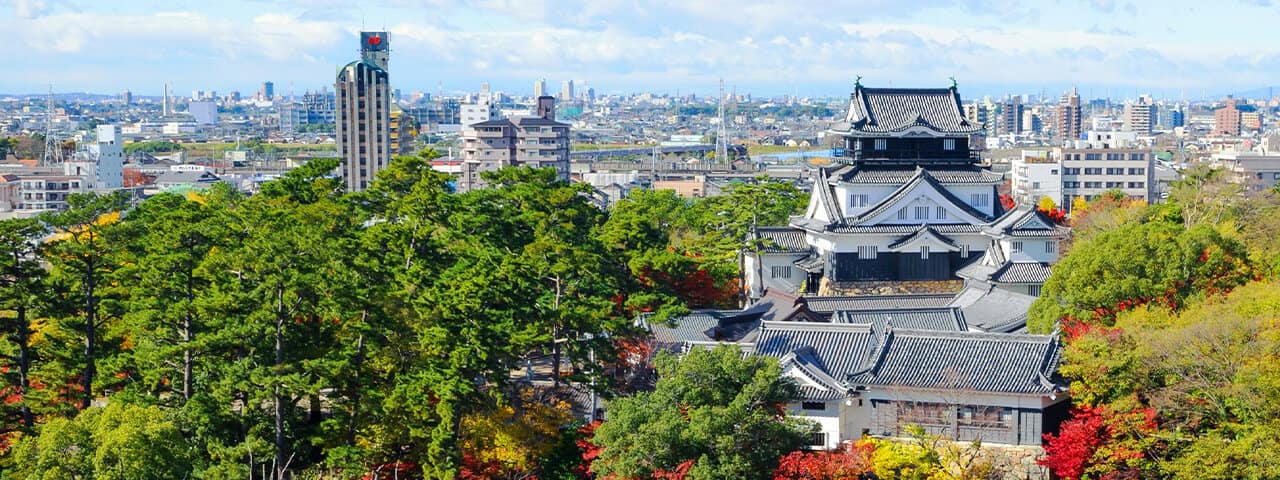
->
[1010,150,1062,207]
[64,125,124,190]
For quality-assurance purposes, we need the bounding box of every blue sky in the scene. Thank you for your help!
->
[4,0,1280,99]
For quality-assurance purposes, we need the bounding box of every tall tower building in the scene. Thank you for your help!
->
[1123,94,1154,134]
[1055,87,1081,143]
[534,78,546,98]
[260,81,275,101]
[336,31,392,192]
[560,80,574,101]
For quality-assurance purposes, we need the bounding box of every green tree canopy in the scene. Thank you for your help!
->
[591,344,814,479]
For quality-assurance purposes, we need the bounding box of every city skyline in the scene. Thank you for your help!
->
[7,0,1280,99]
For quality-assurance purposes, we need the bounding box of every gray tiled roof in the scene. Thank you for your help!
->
[949,283,1036,333]
[991,262,1053,284]
[985,207,1063,238]
[794,254,824,273]
[833,307,967,332]
[756,320,1064,396]
[848,329,1063,395]
[838,166,1003,185]
[755,322,878,379]
[756,227,809,253]
[645,310,763,346]
[836,86,983,135]
[803,294,957,315]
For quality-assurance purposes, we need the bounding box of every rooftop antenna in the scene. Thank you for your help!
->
[41,85,64,167]
[716,78,728,163]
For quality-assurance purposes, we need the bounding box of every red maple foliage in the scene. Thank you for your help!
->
[999,194,1017,211]
[1037,206,1068,225]
[575,420,603,477]
[652,459,694,480]
[1040,406,1157,480]
[774,441,876,480]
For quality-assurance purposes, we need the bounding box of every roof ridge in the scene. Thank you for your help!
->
[892,328,1056,343]
[761,320,873,333]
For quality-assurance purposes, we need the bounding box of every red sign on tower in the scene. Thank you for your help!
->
[368,35,382,46]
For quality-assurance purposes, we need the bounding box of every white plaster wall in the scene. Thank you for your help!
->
[788,402,844,450]
[999,238,1057,263]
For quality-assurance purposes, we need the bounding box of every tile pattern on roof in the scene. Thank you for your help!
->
[755,322,877,381]
[839,166,1003,185]
[833,307,967,332]
[887,225,960,250]
[802,294,956,313]
[991,262,1053,284]
[841,87,983,135]
[756,227,809,253]
[849,329,1061,394]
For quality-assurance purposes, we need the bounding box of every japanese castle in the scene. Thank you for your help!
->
[746,83,1066,299]
[646,84,1071,464]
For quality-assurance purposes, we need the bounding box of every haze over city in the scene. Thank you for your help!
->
[7,0,1280,97]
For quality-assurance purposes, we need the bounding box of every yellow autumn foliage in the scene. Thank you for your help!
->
[459,387,575,473]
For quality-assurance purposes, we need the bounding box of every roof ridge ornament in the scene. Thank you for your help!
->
[855,75,862,89]
[949,76,957,89]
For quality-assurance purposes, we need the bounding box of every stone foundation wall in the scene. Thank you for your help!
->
[818,278,964,296]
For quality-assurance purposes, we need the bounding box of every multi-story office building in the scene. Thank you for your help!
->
[1123,95,1155,134]
[456,96,569,192]
[336,31,392,192]
[260,81,274,102]
[1055,87,1081,143]
[997,96,1022,136]
[404,100,461,129]
[1056,141,1154,209]
[1215,98,1242,136]
[534,79,546,98]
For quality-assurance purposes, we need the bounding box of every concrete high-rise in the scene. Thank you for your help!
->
[1123,95,1154,134]
[456,96,569,192]
[1215,98,1242,136]
[260,81,274,101]
[1055,87,1081,143]
[336,31,392,192]
[534,79,546,98]
[560,80,573,101]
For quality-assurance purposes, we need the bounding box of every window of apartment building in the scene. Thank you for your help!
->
[943,138,956,150]
[1085,181,1102,188]
[1085,153,1102,160]
[1064,181,1080,188]
[1084,167,1102,175]
[970,193,990,207]
[1129,153,1145,161]
[921,245,930,260]
[857,246,878,260]
[1064,168,1080,175]
[1128,168,1146,175]
[1032,181,1041,189]
[1051,169,1059,174]
[801,401,825,411]
[915,206,929,220]
[1128,182,1145,189]
[1106,168,1124,175]
[875,139,887,150]
[771,266,792,279]
[1107,153,1124,160]
[897,207,908,220]
[1274,173,1280,180]
[936,206,946,219]
[1011,241,1023,253]
[850,194,869,208]
[1105,182,1122,188]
